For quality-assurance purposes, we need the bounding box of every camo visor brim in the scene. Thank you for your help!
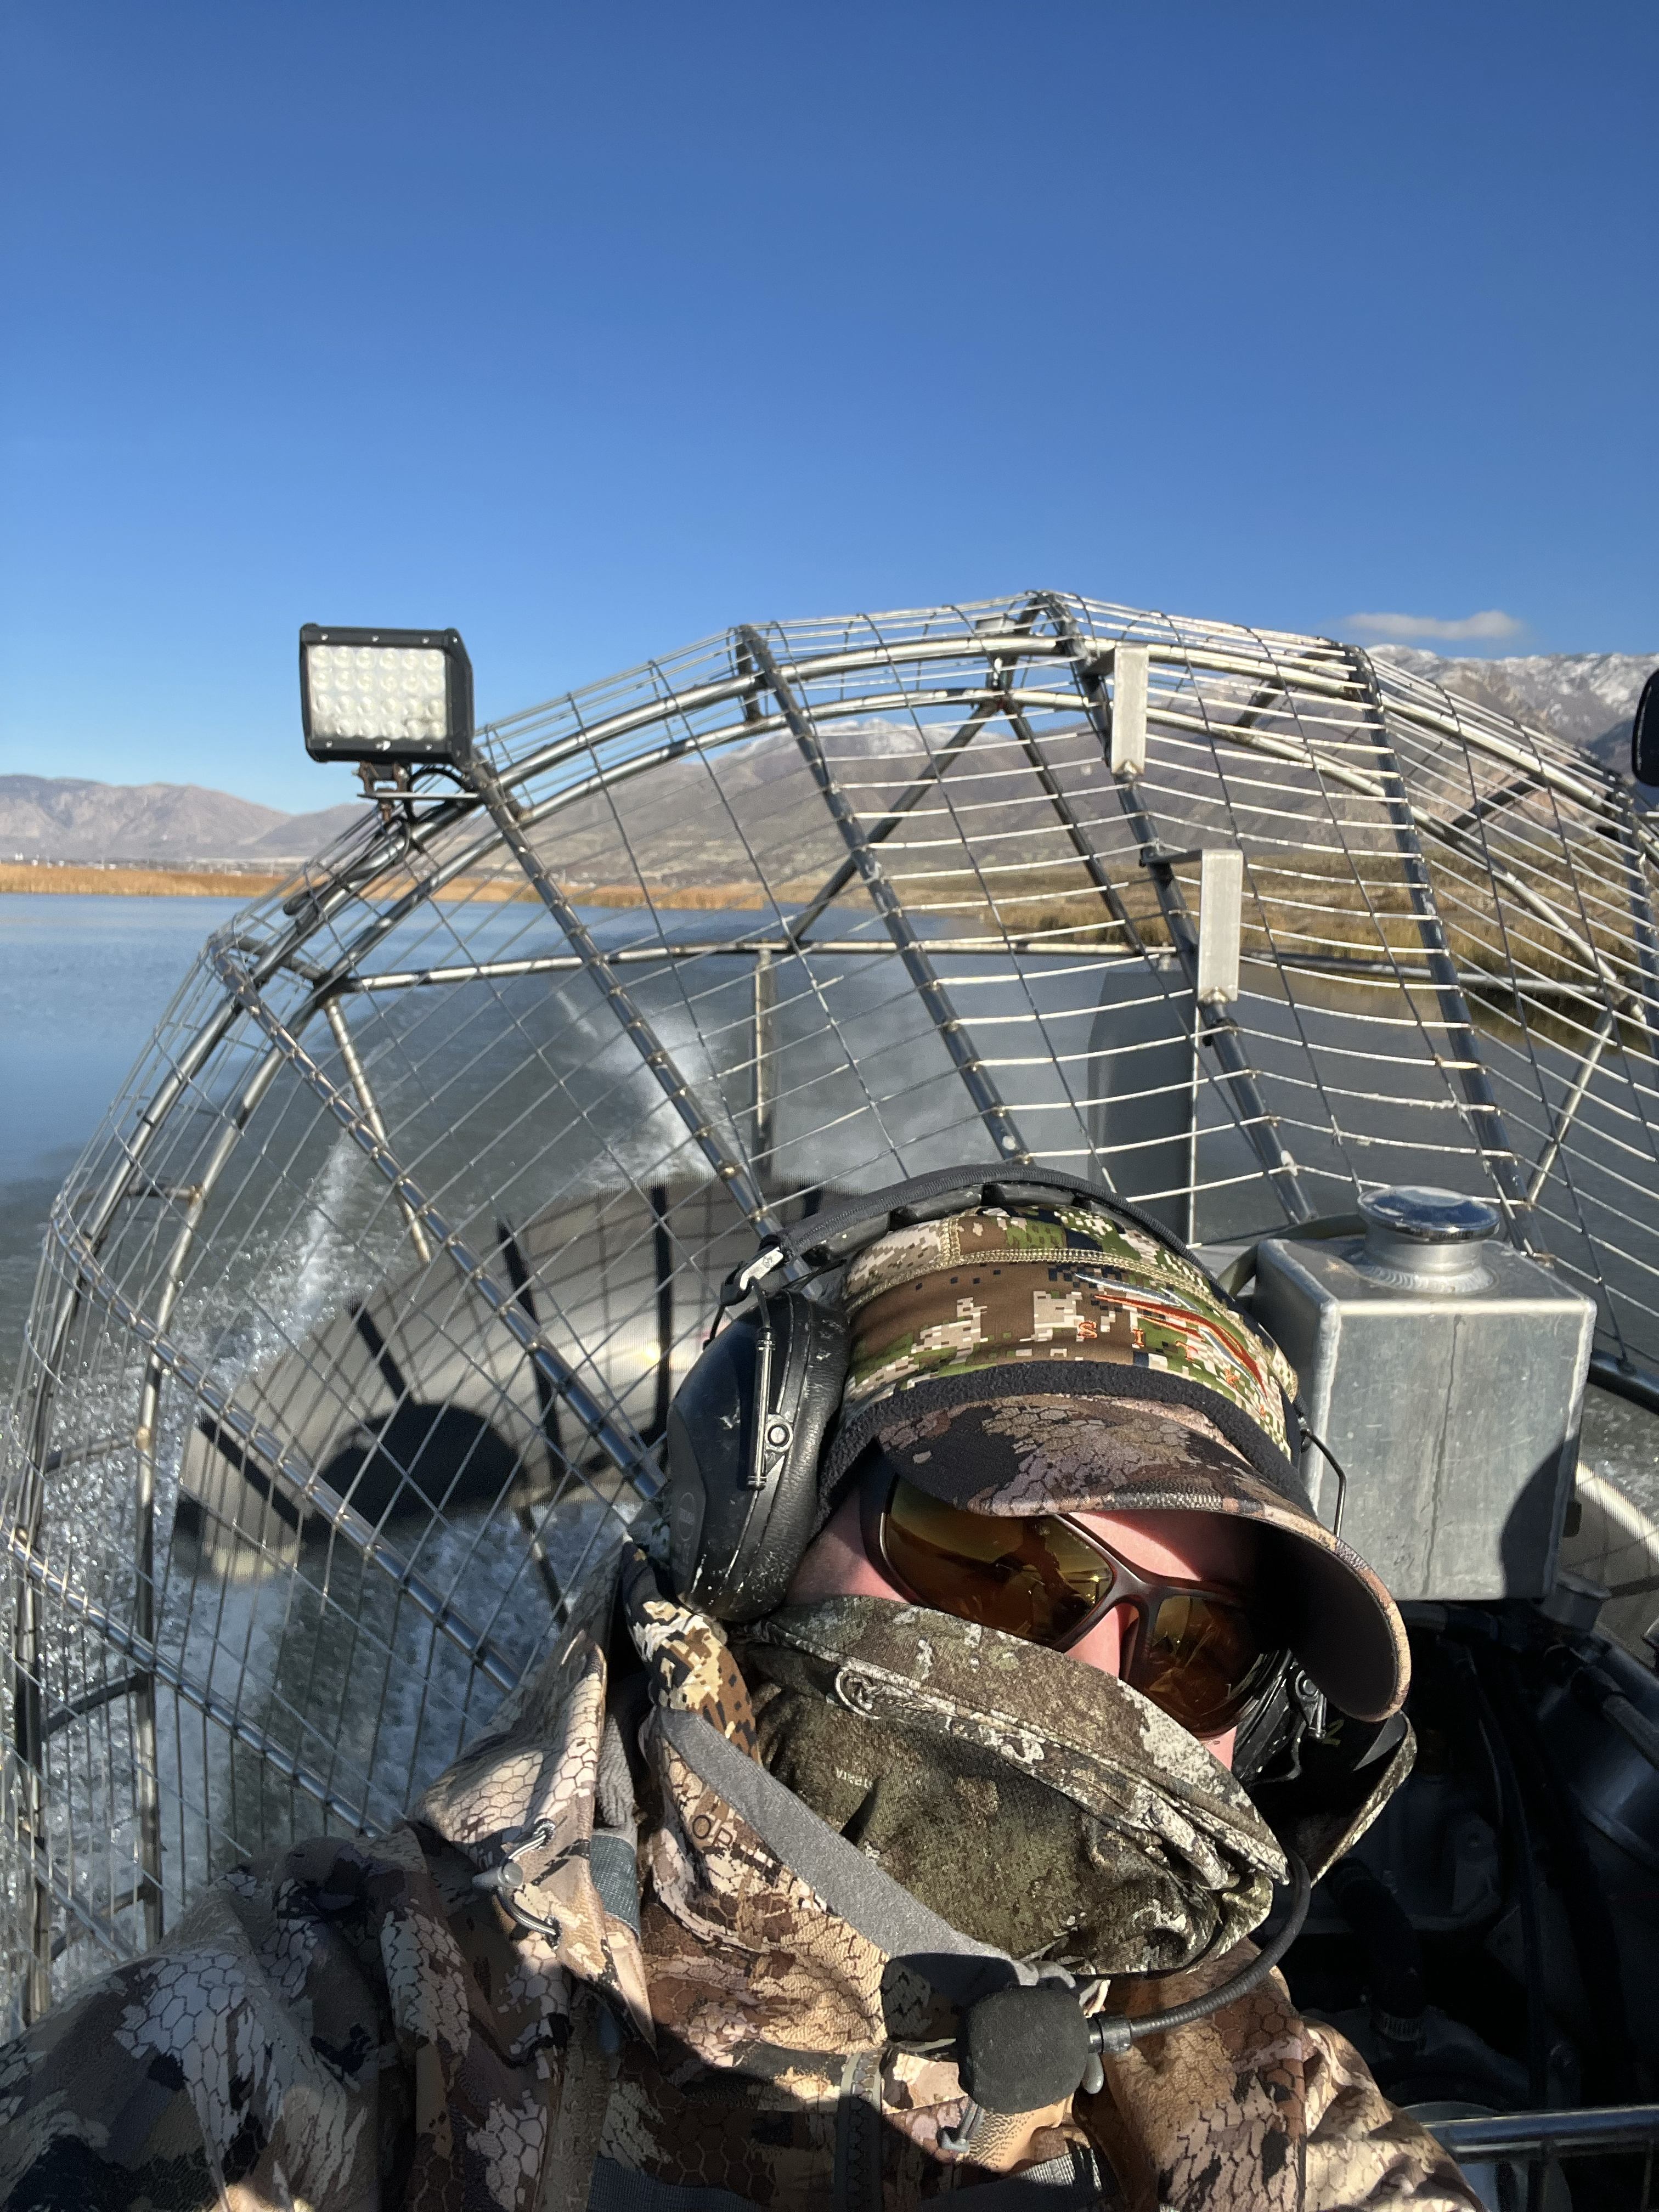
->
[866,1391,1409,1725]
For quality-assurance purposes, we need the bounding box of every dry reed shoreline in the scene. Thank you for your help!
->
[0,862,289,898]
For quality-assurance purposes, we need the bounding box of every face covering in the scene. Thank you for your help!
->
[737,1595,1286,1978]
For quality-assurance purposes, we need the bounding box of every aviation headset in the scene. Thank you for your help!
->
[663,1163,1283,1623]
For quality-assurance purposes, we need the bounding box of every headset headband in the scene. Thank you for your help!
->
[731,1165,1218,1301]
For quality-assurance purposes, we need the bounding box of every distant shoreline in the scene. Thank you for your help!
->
[0,862,288,898]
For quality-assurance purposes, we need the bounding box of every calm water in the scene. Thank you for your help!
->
[0,895,246,1381]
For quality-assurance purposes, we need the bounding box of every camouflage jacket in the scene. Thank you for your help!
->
[0,1544,1480,2212]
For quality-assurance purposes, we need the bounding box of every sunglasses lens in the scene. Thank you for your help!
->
[876,1476,1279,1739]
[1126,1592,1272,1737]
[880,1477,1114,1644]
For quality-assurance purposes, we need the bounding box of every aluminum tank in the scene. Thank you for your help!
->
[1254,1188,1596,1601]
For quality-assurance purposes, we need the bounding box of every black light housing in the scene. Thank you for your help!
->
[299,624,474,767]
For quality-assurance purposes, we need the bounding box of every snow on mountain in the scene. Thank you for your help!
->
[1370,647,1656,781]
[0,776,368,865]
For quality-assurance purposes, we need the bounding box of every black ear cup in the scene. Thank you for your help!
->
[665,1293,849,1620]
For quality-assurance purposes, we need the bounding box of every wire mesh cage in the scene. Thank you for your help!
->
[5,589,1659,2023]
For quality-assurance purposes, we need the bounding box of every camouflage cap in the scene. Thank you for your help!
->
[818,1203,1408,1722]
[821,1200,1301,1487]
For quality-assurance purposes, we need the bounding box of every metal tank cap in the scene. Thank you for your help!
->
[1355,1186,1500,1293]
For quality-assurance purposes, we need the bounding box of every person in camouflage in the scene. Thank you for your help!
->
[0,1198,1482,2211]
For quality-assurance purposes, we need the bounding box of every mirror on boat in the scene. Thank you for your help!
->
[1633,666,1659,786]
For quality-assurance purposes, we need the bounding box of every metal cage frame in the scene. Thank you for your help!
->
[6,589,1659,2023]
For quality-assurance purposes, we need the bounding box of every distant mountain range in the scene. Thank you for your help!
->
[1370,646,1655,782]
[4,648,1653,868]
[0,776,368,866]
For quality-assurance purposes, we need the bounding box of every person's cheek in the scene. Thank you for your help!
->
[786,1491,901,1604]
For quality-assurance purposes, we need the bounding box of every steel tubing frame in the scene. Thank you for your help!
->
[1615,804,1659,1049]
[122,1031,314,1954]
[1153,693,1643,1014]
[482,608,1648,867]
[9,757,655,2008]
[323,996,434,1265]
[14,887,653,2005]
[10,841,531,2004]
[738,624,1033,1166]
[15,783,487,1538]
[337,944,1624,995]
[12,1024,297,2016]
[492,611,1633,1236]
[1427,2101,1659,2163]
[463,751,779,1233]
[47,1199,524,1695]
[1033,599,1316,1224]
[1344,650,1532,1227]
[1529,1008,1621,1205]
[482,671,1650,1002]
[775,596,1051,948]
[8,775,607,2009]
[5,1518,383,1835]
[212,946,661,1499]
[10,592,1657,2019]
[19,1142,602,1983]
[992,693,1211,1205]
[783,685,1024,947]
[751,951,777,1159]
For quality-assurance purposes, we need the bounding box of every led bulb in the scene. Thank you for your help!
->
[304,645,450,745]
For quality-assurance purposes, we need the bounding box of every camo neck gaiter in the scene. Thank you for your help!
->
[736,1595,1285,1978]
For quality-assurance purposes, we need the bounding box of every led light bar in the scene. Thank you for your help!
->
[299,624,474,766]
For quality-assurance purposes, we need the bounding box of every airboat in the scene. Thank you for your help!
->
[6,594,1659,2208]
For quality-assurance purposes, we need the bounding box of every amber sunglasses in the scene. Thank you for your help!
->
[862,1466,1282,1739]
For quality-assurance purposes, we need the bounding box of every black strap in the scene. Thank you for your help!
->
[834,2051,884,2212]
[659,1707,1029,2009]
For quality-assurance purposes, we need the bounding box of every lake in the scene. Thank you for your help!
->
[0,895,246,1379]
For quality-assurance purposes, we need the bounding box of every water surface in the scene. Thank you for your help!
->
[0,895,244,1376]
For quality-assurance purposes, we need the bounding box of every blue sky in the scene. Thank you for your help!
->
[3,1,1656,814]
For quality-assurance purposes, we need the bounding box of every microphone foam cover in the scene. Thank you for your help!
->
[958,1984,1091,2115]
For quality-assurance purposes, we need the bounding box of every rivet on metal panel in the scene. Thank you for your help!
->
[1197,849,1244,1007]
